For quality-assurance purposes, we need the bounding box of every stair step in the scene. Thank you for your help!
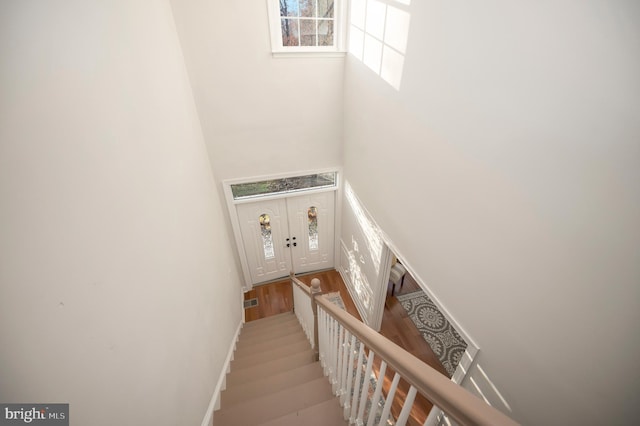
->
[242,312,295,329]
[241,316,298,335]
[215,376,334,426]
[235,329,307,356]
[231,339,311,370]
[257,397,347,426]
[238,320,302,345]
[221,362,324,408]
[227,348,315,387]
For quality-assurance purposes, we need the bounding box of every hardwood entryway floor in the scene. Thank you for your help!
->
[242,269,447,425]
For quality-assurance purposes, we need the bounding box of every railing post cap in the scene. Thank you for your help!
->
[311,278,321,292]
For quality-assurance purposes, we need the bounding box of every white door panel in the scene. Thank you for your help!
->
[237,199,292,284]
[237,192,335,285]
[287,192,335,274]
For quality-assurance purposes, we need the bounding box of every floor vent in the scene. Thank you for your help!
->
[243,298,258,309]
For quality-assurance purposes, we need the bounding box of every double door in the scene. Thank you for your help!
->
[237,192,335,285]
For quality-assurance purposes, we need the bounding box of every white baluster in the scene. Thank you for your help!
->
[331,317,339,390]
[377,373,401,426]
[356,350,375,426]
[339,329,351,404]
[366,360,387,426]
[328,315,335,384]
[323,311,330,375]
[395,385,417,426]
[349,342,366,423]
[335,324,344,395]
[343,335,358,419]
[318,309,327,371]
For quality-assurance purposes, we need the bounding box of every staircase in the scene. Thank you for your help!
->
[215,312,348,426]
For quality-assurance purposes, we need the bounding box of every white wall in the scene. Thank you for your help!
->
[343,1,640,425]
[339,182,389,329]
[169,0,344,182]
[0,2,243,425]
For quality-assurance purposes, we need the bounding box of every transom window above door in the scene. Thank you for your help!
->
[230,171,337,200]
[224,169,339,288]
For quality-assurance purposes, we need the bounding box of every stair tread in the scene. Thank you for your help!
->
[241,316,298,333]
[227,348,315,386]
[215,376,334,426]
[235,330,307,355]
[222,362,324,408]
[257,397,347,426]
[242,312,295,328]
[231,339,311,370]
[238,321,303,344]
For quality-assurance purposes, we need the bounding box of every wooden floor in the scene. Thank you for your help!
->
[243,269,448,425]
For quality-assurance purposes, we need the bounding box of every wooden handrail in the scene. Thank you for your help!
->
[290,271,311,294]
[315,295,519,426]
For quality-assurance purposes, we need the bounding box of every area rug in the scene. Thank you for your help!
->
[396,290,468,377]
[324,291,346,310]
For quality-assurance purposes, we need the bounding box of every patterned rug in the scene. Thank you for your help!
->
[396,291,467,377]
[324,291,346,310]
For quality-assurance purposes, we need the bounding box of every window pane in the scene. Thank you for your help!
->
[259,214,275,259]
[308,207,318,250]
[300,19,316,46]
[317,0,334,18]
[299,0,316,18]
[280,0,299,17]
[281,18,299,46]
[231,172,337,200]
[318,20,334,46]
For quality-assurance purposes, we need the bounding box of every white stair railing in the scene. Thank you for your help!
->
[290,274,519,426]
[291,272,321,359]
[292,273,315,347]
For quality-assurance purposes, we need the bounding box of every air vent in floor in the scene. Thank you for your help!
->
[243,298,258,309]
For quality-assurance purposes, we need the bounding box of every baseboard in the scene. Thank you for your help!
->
[200,320,242,426]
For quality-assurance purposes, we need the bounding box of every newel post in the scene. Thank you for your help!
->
[310,278,322,361]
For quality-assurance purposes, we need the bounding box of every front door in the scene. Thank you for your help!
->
[237,192,335,285]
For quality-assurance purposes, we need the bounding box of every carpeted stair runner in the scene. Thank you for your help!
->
[215,312,347,426]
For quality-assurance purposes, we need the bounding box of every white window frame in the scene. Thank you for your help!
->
[266,0,348,57]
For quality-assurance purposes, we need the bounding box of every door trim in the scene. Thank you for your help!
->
[223,168,342,290]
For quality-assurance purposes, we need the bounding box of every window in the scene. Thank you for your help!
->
[267,0,347,55]
[230,172,337,200]
[259,214,275,259]
[308,206,319,250]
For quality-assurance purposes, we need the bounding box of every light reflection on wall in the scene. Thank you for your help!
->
[348,0,411,90]
[344,182,383,274]
[345,241,374,320]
